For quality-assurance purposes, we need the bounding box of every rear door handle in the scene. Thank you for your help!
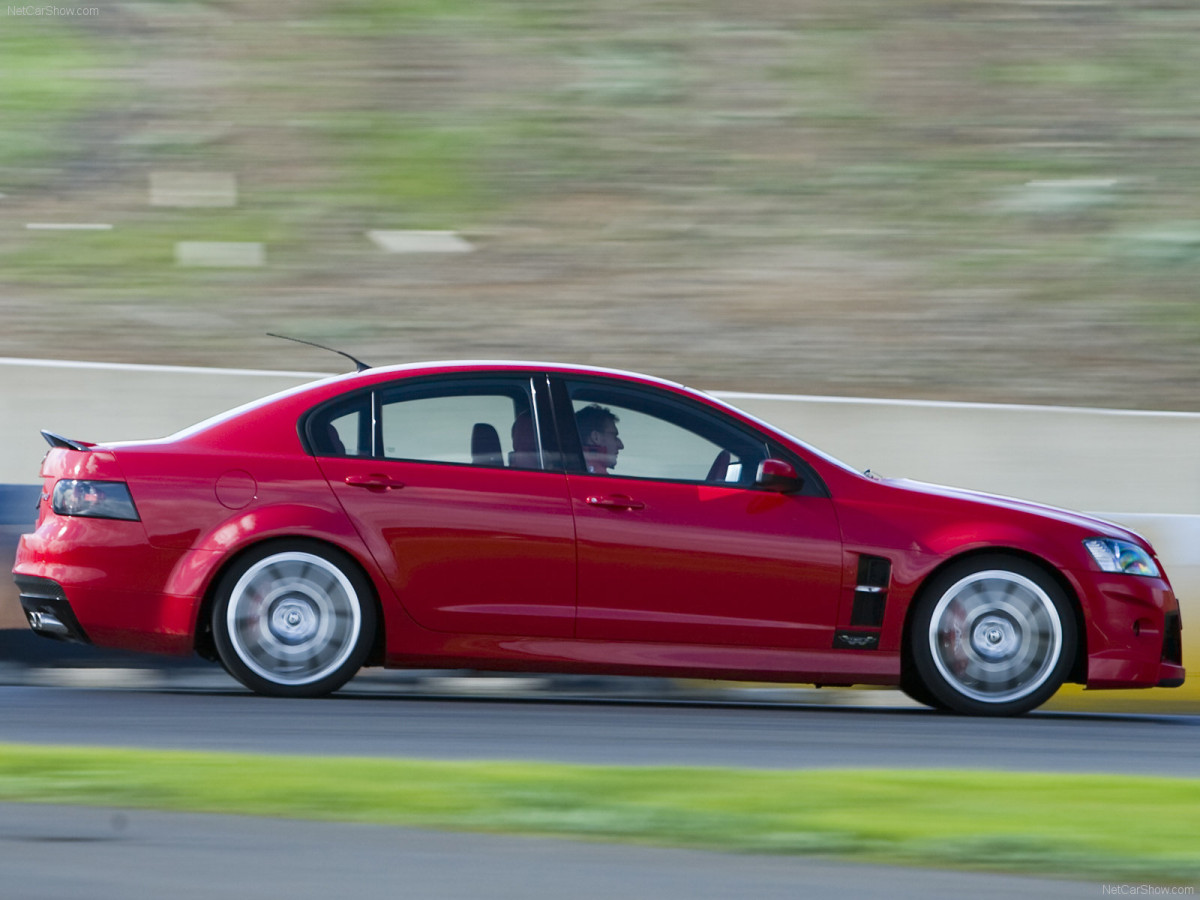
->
[586,494,644,511]
[344,474,405,491]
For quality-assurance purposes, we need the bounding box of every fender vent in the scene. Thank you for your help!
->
[851,555,891,628]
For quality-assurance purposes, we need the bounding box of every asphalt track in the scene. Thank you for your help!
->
[2,684,1194,898]
[0,803,1107,900]
[3,683,1198,776]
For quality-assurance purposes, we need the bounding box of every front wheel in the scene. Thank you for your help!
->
[212,541,377,697]
[909,555,1076,716]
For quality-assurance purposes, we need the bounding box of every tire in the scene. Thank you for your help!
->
[212,541,377,697]
[899,674,947,711]
[909,555,1076,716]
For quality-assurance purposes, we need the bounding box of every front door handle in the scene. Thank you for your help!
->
[344,473,405,492]
[586,494,645,511]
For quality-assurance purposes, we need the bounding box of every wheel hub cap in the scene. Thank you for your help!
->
[270,597,319,645]
[971,615,1018,660]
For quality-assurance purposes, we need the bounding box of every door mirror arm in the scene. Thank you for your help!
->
[755,458,804,493]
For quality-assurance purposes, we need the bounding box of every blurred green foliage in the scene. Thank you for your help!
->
[0,18,111,172]
[1,743,1198,885]
[5,0,1200,401]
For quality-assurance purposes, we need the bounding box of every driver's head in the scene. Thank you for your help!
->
[576,404,623,472]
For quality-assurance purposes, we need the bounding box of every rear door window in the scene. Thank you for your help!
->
[378,377,544,470]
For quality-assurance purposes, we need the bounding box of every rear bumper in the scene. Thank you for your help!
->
[12,527,202,657]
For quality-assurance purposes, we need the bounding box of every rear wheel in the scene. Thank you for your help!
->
[212,541,376,697]
[909,555,1076,716]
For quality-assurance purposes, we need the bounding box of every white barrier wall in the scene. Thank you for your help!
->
[717,392,1200,517]
[0,358,325,485]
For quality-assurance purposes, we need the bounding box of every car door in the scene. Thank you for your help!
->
[556,377,843,650]
[311,374,577,638]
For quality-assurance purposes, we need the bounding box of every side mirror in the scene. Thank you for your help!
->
[755,458,804,493]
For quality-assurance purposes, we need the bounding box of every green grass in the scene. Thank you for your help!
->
[313,0,525,35]
[8,1,1200,402]
[1,743,1197,885]
[317,116,506,227]
[0,17,117,172]
[4,212,292,291]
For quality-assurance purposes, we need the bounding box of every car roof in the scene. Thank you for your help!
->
[340,359,690,388]
[123,358,862,479]
[162,360,703,443]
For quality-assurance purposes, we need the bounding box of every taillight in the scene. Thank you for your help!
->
[51,480,140,521]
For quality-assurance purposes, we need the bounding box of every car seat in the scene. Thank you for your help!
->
[509,412,540,469]
[471,423,504,467]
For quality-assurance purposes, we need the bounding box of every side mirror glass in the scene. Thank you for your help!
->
[755,458,804,493]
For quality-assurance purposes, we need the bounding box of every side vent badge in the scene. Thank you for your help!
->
[833,630,880,650]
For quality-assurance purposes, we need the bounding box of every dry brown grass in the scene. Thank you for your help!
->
[4,0,1200,407]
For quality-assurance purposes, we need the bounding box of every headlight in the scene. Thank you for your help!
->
[52,480,140,521]
[1083,538,1159,577]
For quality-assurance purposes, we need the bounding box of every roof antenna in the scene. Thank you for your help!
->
[267,333,372,372]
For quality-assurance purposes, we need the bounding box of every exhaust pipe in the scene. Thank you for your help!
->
[28,610,70,636]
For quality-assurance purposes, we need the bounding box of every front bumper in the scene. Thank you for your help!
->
[1156,609,1184,687]
[1081,570,1184,690]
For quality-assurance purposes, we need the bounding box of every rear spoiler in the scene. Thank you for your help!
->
[41,430,93,451]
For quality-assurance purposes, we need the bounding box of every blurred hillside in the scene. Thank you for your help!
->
[2,0,1200,408]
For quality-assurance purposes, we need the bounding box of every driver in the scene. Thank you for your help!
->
[575,404,623,475]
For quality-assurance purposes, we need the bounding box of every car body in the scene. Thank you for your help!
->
[12,361,1184,714]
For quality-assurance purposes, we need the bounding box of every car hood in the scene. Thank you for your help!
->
[881,477,1148,546]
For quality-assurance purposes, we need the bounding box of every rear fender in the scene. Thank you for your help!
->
[162,502,377,601]
[170,508,396,665]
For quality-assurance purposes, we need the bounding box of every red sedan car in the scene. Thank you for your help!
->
[12,362,1184,714]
